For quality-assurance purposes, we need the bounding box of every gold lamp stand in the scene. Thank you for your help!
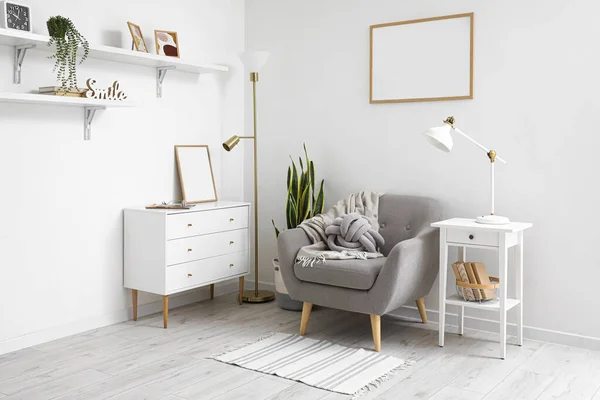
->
[223,70,275,304]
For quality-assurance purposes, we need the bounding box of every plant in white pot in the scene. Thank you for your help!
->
[272,144,324,311]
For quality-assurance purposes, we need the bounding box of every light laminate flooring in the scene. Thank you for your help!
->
[1,293,599,400]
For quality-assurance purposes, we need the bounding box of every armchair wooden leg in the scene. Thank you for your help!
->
[210,284,215,300]
[370,314,381,352]
[416,298,427,324]
[300,302,312,335]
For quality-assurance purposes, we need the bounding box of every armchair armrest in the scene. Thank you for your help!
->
[277,228,312,297]
[369,227,439,315]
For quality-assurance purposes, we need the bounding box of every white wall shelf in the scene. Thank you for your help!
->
[0,28,229,97]
[0,92,136,140]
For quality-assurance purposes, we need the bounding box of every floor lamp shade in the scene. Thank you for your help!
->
[223,135,240,151]
[239,51,270,72]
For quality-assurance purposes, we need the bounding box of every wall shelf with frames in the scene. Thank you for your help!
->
[0,28,229,98]
[0,28,229,140]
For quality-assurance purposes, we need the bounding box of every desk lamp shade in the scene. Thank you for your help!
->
[424,124,453,153]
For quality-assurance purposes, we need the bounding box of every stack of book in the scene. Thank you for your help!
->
[38,87,87,97]
[452,261,497,301]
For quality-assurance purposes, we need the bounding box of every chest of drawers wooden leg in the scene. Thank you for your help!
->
[124,201,251,328]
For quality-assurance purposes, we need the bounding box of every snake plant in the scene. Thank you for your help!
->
[272,144,324,237]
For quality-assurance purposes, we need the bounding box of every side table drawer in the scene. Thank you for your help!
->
[166,251,249,293]
[447,229,498,247]
[167,206,248,240]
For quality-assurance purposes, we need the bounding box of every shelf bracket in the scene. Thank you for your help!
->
[84,106,106,140]
[13,44,36,84]
[156,66,176,98]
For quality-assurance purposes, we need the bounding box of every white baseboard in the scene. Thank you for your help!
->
[389,305,600,352]
[0,280,239,356]
[252,280,600,351]
[4,279,599,355]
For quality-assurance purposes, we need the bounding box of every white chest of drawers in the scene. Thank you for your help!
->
[124,201,250,328]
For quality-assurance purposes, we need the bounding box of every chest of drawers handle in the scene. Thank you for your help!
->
[187,248,193,252]
[187,273,193,277]
[469,235,474,240]
[188,223,193,227]
[229,241,234,245]
[230,263,234,268]
[229,218,235,222]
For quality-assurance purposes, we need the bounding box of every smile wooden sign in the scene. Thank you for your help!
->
[85,79,128,100]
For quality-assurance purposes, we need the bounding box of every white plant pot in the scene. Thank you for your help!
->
[273,258,303,311]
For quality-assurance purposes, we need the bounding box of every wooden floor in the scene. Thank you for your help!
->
[1,294,600,400]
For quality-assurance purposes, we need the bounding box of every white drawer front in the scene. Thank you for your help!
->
[166,229,248,266]
[166,251,249,293]
[167,206,248,240]
[447,229,499,247]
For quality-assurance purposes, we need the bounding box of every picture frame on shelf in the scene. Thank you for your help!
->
[127,21,148,53]
[154,30,180,58]
[1,1,32,32]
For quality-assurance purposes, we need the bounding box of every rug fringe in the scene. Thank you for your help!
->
[207,331,280,359]
[350,359,415,399]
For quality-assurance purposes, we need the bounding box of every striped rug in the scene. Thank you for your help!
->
[210,333,409,397]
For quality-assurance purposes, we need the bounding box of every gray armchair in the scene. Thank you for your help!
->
[277,194,442,352]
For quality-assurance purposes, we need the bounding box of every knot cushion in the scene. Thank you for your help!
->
[324,213,385,253]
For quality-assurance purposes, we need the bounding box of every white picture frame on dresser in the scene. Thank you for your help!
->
[124,201,250,328]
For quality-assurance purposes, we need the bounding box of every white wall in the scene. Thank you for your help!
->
[0,0,245,354]
[246,0,600,348]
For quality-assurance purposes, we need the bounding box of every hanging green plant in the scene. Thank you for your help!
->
[46,16,89,90]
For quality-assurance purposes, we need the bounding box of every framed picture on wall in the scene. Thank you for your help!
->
[154,30,180,58]
[127,21,148,53]
[370,13,474,103]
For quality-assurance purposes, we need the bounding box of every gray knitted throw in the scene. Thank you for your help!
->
[325,213,384,253]
[296,192,385,267]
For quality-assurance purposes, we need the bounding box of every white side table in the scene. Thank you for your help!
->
[431,218,532,359]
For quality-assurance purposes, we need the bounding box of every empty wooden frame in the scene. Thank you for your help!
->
[175,145,218,203]
[370,13,474,104]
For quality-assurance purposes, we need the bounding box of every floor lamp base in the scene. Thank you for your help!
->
[242,289,276,303]
[476,215,511,225]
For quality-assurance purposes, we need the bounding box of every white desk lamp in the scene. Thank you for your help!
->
[424,116,510,225]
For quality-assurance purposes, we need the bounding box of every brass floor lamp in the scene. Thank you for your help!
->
[223,51,275,304]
